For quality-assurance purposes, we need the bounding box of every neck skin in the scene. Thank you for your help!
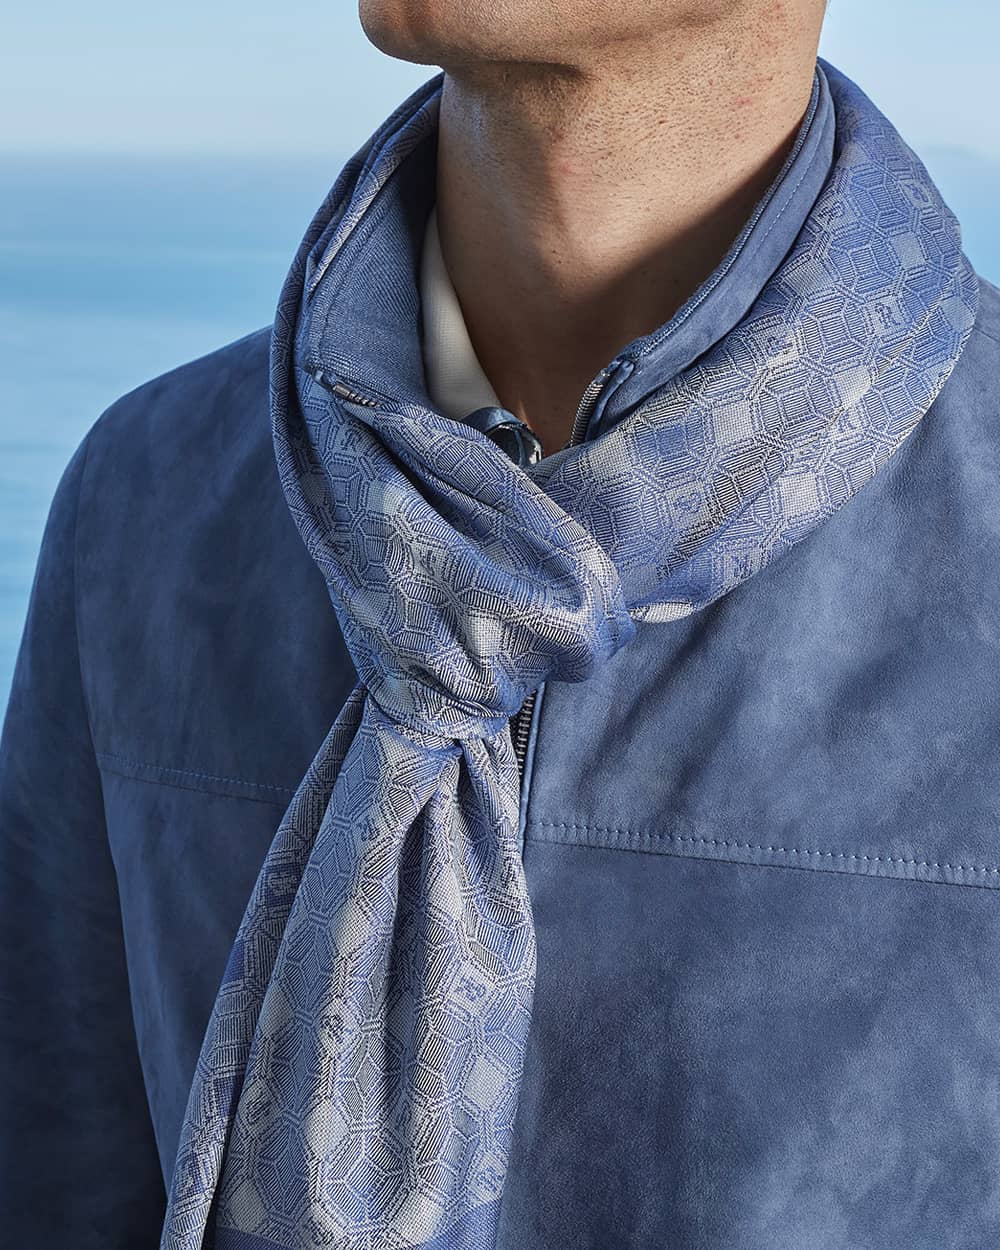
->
[434,5,826,455]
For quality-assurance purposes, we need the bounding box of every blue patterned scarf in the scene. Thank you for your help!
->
[160,60,978,1250]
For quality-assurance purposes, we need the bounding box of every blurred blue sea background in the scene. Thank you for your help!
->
[1,2,998,709]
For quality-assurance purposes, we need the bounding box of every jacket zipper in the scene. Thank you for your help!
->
[506,362,625,783]
[312,360,629,784]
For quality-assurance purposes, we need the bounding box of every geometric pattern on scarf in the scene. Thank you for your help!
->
[159,59,979,1250]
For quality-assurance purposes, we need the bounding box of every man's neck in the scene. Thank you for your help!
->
[434,5,825,454]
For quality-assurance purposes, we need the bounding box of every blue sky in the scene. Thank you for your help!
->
[2,1,997,161]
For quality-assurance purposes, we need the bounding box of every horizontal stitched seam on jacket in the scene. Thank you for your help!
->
[530,819,1000,876]
[95,752,294,799]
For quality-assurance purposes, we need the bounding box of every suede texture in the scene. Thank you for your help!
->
[2,286,999,1246]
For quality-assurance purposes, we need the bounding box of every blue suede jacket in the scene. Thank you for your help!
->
[3,58,1000,1249]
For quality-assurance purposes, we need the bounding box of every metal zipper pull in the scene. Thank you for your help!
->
[311,369,382,408]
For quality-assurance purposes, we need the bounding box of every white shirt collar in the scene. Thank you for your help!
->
[419,204,502,421]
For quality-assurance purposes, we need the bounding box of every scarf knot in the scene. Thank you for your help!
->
[300,392,639,740]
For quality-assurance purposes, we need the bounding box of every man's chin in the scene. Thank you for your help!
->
[357,0,471,67]
[357,0,553,70]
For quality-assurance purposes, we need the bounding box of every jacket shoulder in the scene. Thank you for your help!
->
[88,323,272,457]
[68,321,350,765]
[972,273,1000,348]
[928,269,999,426]
[76,322,280,580]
